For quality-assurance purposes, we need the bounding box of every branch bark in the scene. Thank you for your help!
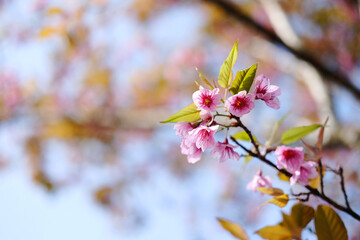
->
[202,0,360,101]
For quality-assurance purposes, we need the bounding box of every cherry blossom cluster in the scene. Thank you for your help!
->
[275,146,318,185]
[174,74,280,164]
[170,70,320,190]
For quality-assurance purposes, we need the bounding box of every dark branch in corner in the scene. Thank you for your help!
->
[202,0,360,101]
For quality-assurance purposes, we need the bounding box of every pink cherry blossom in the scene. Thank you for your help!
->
[192,86,221,113]
[210,141,241,162]
[225,91,255,117]
[189,125,219,151]
[290,161,318,185]
[275,146,304,173]
[254,75,281,109]
[174,122,203,163]
[246,171,272,192]
[180,139,202,164]
[174,122,193,137]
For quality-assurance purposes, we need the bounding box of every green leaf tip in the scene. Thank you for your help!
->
[229,64,258,95]
[218,41,238,88]
[160,103,200,123]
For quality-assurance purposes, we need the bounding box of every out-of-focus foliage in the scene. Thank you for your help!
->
[1,0,360,239]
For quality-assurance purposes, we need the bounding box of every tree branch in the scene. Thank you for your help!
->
[340,167,351,209]
[230,133,360,221]
[202,0,360,101]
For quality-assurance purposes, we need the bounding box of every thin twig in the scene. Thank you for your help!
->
[340,167,351,209]
[232,115,261,155]
[319,161,325,195]
[291,191,311,202]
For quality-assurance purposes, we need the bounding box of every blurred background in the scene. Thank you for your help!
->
[1,0,360,239]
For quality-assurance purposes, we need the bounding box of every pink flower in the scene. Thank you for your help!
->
[275,146,304,173]
[211,141,241,162]
[174,122,193,137]
[225,91,255,117]
[290,161,318,185]
[181,139,202,164]
[192,86,221,113]
[174,122,202,164]
[254,75,281,109]
[246,171,272,191]
[189,125,219,151]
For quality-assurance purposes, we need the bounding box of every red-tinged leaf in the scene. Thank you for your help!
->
[316,117,329,152]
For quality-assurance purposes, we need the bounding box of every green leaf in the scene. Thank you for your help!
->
[257,187,284,196]
[229,64,257,94]
[196,68,214,90]
[281,124,322,144]
[218,41,238,88]
[232,131,256,142]
[314,205,348,240]
[262,194,289,208]
[291,203,314,228]
[161,103,200,123]
[256,225,292,240]
[217,218,248,240]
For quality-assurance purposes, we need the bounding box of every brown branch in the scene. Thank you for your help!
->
[340,167,351,209]
[230,136,360,221]
[202,0,360,101]
[319,161,325,195]
[232,115,260,155]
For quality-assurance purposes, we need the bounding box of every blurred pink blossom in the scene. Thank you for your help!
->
[0,71,22,112]
[254,75,281,109]
[210,140,241,162]
[246,171,272,191]
[275,145,304,173]
[225,91,254,117]
[174,122,203,163]
[174,122,193,137]
[290,161,318,185]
